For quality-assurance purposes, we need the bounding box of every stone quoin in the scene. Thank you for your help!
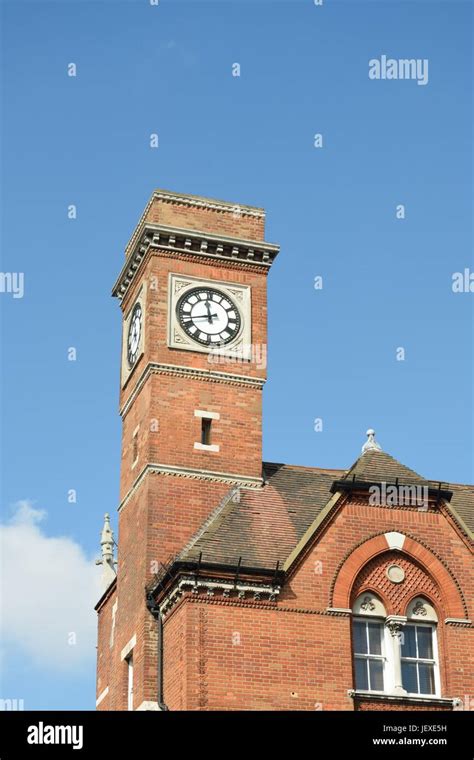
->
[95,189,474,711]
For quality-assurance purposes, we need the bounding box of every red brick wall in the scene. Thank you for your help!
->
[97,474,232,710]
[97,194,270,710]
[119,375,262,496]
[97,193,472,713]
[119,252,269,411]
[144,193,265,241]
[96,587,115,710]
[159,497,473,711]
[164,599,354,711]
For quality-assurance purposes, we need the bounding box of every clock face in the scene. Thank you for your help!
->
[177,287,241,346]
[127,302,142,367]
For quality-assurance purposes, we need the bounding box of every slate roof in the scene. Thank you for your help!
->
[179,451,474,572]
[449,483,474,535]
[342,449,428,485]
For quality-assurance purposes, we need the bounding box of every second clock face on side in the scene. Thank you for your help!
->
[177,287,241,346]
[127,302,142,367]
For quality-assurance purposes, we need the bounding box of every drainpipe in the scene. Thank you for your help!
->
[146,593,168,711]
[156,610,168,710]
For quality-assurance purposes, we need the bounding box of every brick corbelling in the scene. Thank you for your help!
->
[331,531,468,618]
[162,590,364,620]
[162,592,279,620]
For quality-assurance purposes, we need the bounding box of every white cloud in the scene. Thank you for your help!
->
[0,501,102,671]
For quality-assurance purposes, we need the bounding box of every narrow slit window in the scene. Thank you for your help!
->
[126,654,134,711]
[132,432,138,464]
[201,418,212,446]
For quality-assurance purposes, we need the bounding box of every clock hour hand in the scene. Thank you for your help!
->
[185,314,218,323]
[205,299,213,324]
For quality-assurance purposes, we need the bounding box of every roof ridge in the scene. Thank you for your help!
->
[263,461,345,474]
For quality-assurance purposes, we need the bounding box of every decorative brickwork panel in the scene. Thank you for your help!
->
[351,550,443,616]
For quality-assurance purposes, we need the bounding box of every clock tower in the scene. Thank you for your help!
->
[95,189,279,711]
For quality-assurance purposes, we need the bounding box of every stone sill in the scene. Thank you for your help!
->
[348,690,457,708]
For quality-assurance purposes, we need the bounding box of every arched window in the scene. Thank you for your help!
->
[352,593,441,697]
[401,597,440,696]
[352,593,387,692]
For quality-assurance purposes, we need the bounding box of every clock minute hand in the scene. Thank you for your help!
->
[205,299,213,324]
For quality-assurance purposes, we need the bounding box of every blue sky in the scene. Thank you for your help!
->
[0,0,472,710]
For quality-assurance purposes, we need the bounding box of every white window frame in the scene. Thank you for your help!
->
[400,622,440,697]
[193,409,220,452]
[353,617,387,693]
[352,594,441,699]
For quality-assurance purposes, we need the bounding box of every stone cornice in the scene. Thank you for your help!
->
[94,576,117,612]
[120,362,265,418]
[159,576,280,618]
[113,223,279,299]
[118,463,263,513]
[326,607,352,616]
[348,690,458,708]
[444,617,473,627]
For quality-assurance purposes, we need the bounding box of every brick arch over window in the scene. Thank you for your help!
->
[350,550,443,617]
[331,534,466,619]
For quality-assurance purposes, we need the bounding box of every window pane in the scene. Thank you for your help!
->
[368,622,382,655]
[402,661,418,693]
[369,659,384,691]
[355,657,368,690]
[353,621,367,654]
[401,625,417,658]
[417,627,433,659]
[418,663,435,695]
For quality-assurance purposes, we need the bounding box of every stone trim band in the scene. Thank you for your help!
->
[120,362,265,418]
[159,577,281,618]
[114,223,279,299]
[118,464,263,513]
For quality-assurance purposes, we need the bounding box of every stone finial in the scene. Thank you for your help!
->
[361,428,382,454]
[96,513,117,591]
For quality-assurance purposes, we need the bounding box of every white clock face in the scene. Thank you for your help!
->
[127,303,142,367]
[177,287,241,346]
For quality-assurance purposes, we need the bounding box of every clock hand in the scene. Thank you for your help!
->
[187,314,219,323]
[205,300,212,324]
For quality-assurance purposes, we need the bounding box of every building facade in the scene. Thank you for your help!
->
[95,190,474,711]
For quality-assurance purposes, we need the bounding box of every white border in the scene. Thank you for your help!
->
[167,273,251,360]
